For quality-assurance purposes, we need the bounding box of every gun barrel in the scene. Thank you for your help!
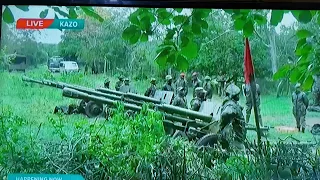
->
[22,76,43,84]
[97,88,161,104]
[157,104,212,123]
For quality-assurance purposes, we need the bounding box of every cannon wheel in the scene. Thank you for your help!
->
[85,101,104,118]
[196,134,229,149]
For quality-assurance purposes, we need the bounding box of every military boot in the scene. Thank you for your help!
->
[297,127,301,132]
[302,128,305,133]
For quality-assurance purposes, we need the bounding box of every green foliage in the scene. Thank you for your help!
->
[2,6,104,24]
[122,8,211,71]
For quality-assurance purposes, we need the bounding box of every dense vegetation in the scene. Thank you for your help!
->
[2,5,320,179]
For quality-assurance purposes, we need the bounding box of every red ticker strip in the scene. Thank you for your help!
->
[16,19,54,29]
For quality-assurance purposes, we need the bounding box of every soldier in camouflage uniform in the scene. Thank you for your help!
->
[217,71,226,97]
[119,78,136,93]
[218,83,246,151]
[115,76,124,91]
[104,78,110,89]
[145,78,157,98]
[192,72,202,98]
[203,76,213,101]
[163,75,174,92]
[292,83,309,133]
[175,73,188,96]
[172,87,187,108]
[191,87,206,111]
[244,83,262,126]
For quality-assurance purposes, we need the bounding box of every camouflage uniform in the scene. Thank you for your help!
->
[175,73,188,96]
[292,83,309,133]
[217,73,226,97]
[119,78,136,93]
[244,83,262,126]
[203,76,213,101]
[104,78,110,89]
[191,87,206,111]
[192,72,202,98]
[219,83,246,151]
[115,76,124,91]
[172,87,188,108]
[145,78,157,98]
[163,75,174,92]
[312,75,320,106]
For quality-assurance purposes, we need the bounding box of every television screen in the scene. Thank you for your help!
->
[1,5,320,179]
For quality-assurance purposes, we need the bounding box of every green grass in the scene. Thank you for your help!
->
[1,66,320,144]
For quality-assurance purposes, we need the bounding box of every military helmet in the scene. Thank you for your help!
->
[150,78,156,83]
[119,75,124,80]
[124,78,129,81]
[192,72,198,76]
[295,83,301,88]
[225,83,241,96]
[166,75,173,81]
[180,73,185,77]
[205,76,211,80]
[105,78,110,83]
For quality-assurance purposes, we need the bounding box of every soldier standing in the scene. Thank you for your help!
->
[172,87,188,108]
[203,76,213,101]
[145,78,157,98]
[218,83,246,151]
[104,78,110,89]
[119,78,136,93]
[217,71,226,97]
[192,72,202,98]
[191,87,206,111]
[244,83,262,126]
[163,75,174,92]
[292,83,309,133]
[175,73,188,96]
[115,76,124,91]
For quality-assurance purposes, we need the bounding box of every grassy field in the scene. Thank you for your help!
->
[1,66,320,144]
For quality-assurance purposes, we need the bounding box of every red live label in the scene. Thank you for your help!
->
[16,19,54,29]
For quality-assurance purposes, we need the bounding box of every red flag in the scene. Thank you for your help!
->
[244,38,254,84]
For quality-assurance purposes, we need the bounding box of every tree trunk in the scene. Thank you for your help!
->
[269,28,277,75]
[104,58,107,75]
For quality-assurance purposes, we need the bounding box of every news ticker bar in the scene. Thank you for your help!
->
[16,18,85,30]
[8,174,84,180]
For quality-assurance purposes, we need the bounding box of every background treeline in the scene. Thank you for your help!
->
[1,8,311,94]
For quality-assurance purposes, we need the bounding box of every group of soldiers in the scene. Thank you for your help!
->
[143,72,214,111]
[104,76,137,93]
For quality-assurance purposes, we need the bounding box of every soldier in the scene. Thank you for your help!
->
[175,73,188,96]
[104,78,110,89]
[217,71,226,97]
[192,72,202,97]
[244,83,263,126]
[191,87,206,111]
[145,78,157,98]
[218,83,246,151]
[115,76,124,91]
[292,83,309,133]
[203,76,213,101]
[163,75,174,92]
[172,87,188,108]
[119,78,136,93]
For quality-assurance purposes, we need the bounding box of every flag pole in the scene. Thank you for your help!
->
[244,38,262,146]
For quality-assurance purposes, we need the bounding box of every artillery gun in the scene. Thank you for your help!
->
[22,76,175,118]
[63,87,271,146]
